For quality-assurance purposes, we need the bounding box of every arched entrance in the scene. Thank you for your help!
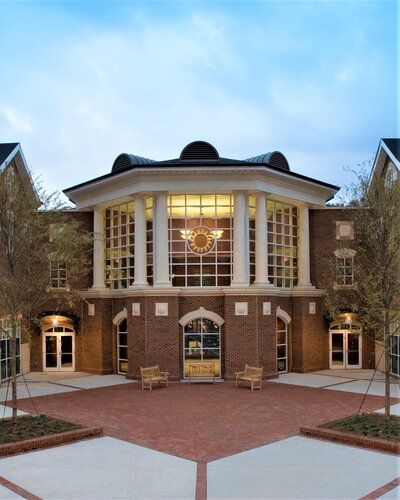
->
[179,307,224,379]
[42,326,75,371]
[39,312,78,372]
[329,321,362,369]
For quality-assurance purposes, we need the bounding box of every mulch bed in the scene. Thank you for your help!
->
[0,415,103,457]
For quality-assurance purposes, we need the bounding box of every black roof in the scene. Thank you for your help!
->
[0,143,19,165]
[65,140,339,193]
[382,138,400,162]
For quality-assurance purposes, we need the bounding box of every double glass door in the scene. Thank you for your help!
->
[329,330,361,369]
[43,327,75,371]
[183,318,220,378]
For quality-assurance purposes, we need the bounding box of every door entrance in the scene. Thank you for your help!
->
[329,329,361,369]
[183,317,220,378]
[43,326,75,371]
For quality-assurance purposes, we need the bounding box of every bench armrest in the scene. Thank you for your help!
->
[235,371,245,376]
[159,371,169,376]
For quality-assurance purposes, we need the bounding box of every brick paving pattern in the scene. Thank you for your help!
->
[15,381,394,462]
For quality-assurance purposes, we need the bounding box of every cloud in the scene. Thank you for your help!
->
[0,1,396,199]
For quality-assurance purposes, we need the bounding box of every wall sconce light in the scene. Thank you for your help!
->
[210,230,223,239]
[180,230,192,240]
[52,316,59,327]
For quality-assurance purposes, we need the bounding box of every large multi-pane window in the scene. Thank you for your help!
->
[277,318,288,372]
[0,319,21,382]
[168,195,233,287]
[267,201,298,288]
[249,195,256,283]
[104,202,135,289]
[146,197,153,286]
[117,319,128,374]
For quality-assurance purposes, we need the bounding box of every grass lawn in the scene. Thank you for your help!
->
[321,413,400,442]
[0,415,81,444]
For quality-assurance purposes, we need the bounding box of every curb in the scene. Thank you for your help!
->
[300,426,399,454]
[0,426,103,457]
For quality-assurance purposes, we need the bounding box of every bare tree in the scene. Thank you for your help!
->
[0,164,91,423]
[325,166,400,418]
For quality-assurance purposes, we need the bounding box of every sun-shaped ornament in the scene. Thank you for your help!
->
[187,226,215,255]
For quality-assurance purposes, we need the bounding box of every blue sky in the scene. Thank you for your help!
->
[0,0,398,199]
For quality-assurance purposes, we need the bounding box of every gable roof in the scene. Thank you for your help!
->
[382,138,400,164]
[0,142,38,202]
[369,138,400,188]
[0,143,19,167]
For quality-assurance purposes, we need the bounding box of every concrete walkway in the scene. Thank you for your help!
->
[0,370,398,499]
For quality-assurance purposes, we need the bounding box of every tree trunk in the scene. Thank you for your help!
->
[11,320,17,424]
[384,315,391,420]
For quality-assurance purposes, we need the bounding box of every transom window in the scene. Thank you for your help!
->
[267,201,298,288]
[168,195,233,287]
[104,202,135,289]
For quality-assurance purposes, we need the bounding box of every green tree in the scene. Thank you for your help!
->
[0,164,91,423]
[325,166,400,418]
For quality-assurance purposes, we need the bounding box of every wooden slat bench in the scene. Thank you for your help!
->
[235,365,263,391]
[140,365,169,391]
[188,363,215,385]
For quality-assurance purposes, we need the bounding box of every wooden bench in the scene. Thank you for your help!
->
[188,363,215,385]
[140,365,169,391]
[235,365,263,391]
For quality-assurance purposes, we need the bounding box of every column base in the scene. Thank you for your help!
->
[153,282,172,288]
[129,283,149,288]
[230,281,250,288]
[251,282,275,288]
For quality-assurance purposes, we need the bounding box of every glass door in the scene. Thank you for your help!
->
[45,335,58,370]
[330,333,345,368]
[329,330,361,369]
[43,327,75,371]
[183,318,220,378]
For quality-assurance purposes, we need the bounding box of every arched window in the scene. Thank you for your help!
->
[183,317,220,378]
[277,318,288,373]
[117,319,128,374]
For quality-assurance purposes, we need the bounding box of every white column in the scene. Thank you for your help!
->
[131,194,148,287]
[296,203,313,288]
[153,192,171,287]
[231,191,249,287]
[92,206,106,289]
[254,192,271,286]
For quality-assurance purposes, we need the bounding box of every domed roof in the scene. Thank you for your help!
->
[180,141,220,161]
[111,153,155,173]
[246,151,290,171]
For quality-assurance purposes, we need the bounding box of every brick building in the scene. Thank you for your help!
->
[1,138,399,382]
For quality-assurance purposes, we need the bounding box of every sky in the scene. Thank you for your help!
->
[0,0,398,201]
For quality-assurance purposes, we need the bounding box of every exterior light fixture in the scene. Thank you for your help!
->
[344,315,352,326]
[52,316,59,327]
[210,230,223,239]
[180,230,192,240]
